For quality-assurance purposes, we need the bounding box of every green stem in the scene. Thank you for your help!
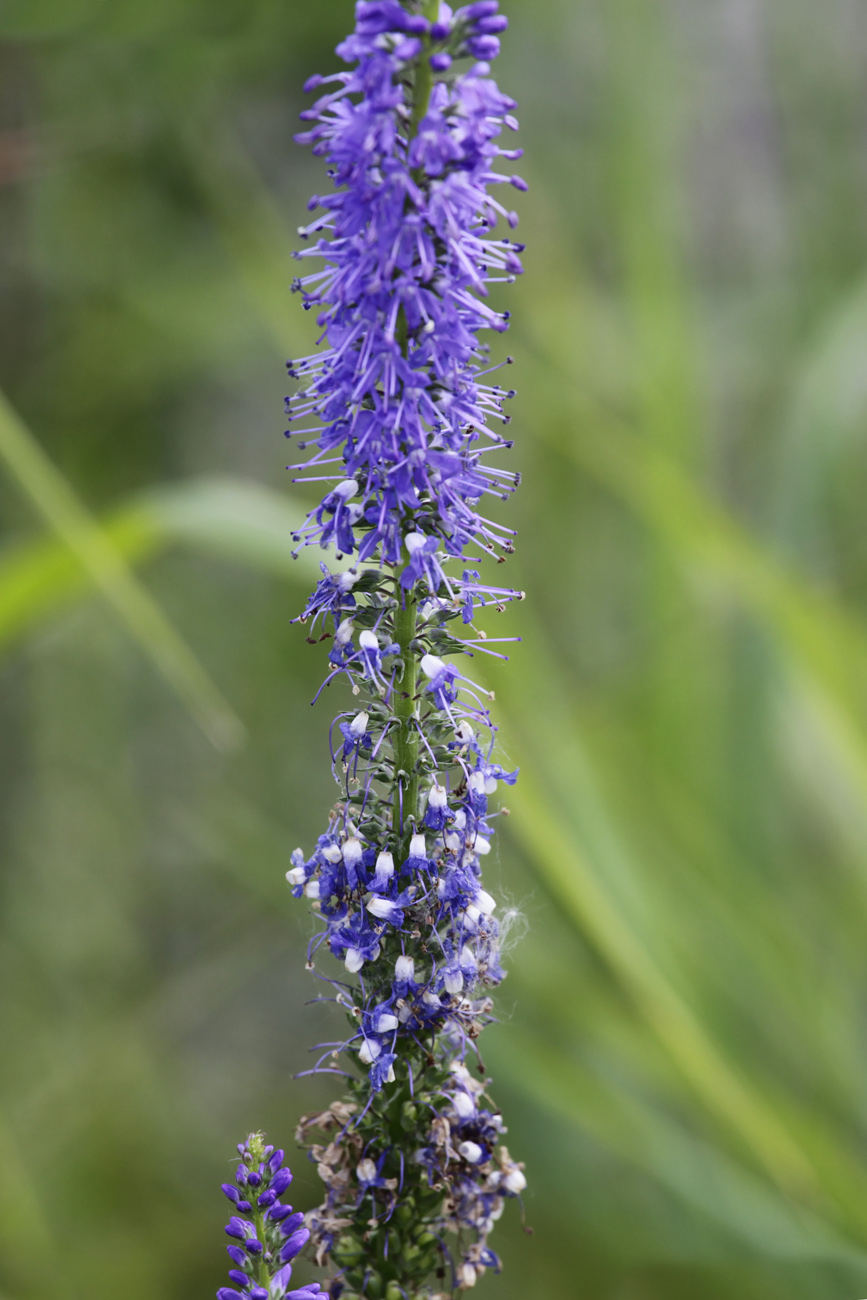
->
[392,572,420,855]
[409,0,440,136]
[389,9,440,853]
[252,1207,270,1287]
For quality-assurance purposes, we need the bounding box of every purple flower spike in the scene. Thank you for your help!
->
[216,1137,303,1300]
[233,0,531,1295]
[287,0,524,580]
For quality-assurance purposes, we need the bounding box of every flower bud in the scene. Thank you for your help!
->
[458,1141,483,1164]
[375,850,395,878]
[343,836,363,868]
[357,1157,378,1183]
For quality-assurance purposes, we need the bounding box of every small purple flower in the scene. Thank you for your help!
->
[424,780,449,830]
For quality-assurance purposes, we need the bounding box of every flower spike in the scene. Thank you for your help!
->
[217,3,528,1298]
[217,1135,321,1300]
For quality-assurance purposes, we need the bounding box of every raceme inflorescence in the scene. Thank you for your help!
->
[215,3,527,1298]
[217,1136,324,1300]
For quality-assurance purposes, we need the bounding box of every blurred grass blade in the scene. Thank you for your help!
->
[0,1105,57,1280]
[147,477,321,578]
[542,386,867,713]
[0,391,243,750]
[775,274,867,553]
[537,394,867,832]
[490,1028,866,1269]
[504,759,817,1197]
[0,477,322,653]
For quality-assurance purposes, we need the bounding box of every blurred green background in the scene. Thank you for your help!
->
[3,0,867,1297]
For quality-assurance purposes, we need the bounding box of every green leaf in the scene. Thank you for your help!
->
[0,391,245,751]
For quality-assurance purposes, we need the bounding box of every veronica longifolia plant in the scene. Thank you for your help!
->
[216,4,528,1298]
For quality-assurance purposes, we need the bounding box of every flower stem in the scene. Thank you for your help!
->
[409,0,440,135]
[253,1206,270,1287]
[396,2,439,850]
[392,573,420,854]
